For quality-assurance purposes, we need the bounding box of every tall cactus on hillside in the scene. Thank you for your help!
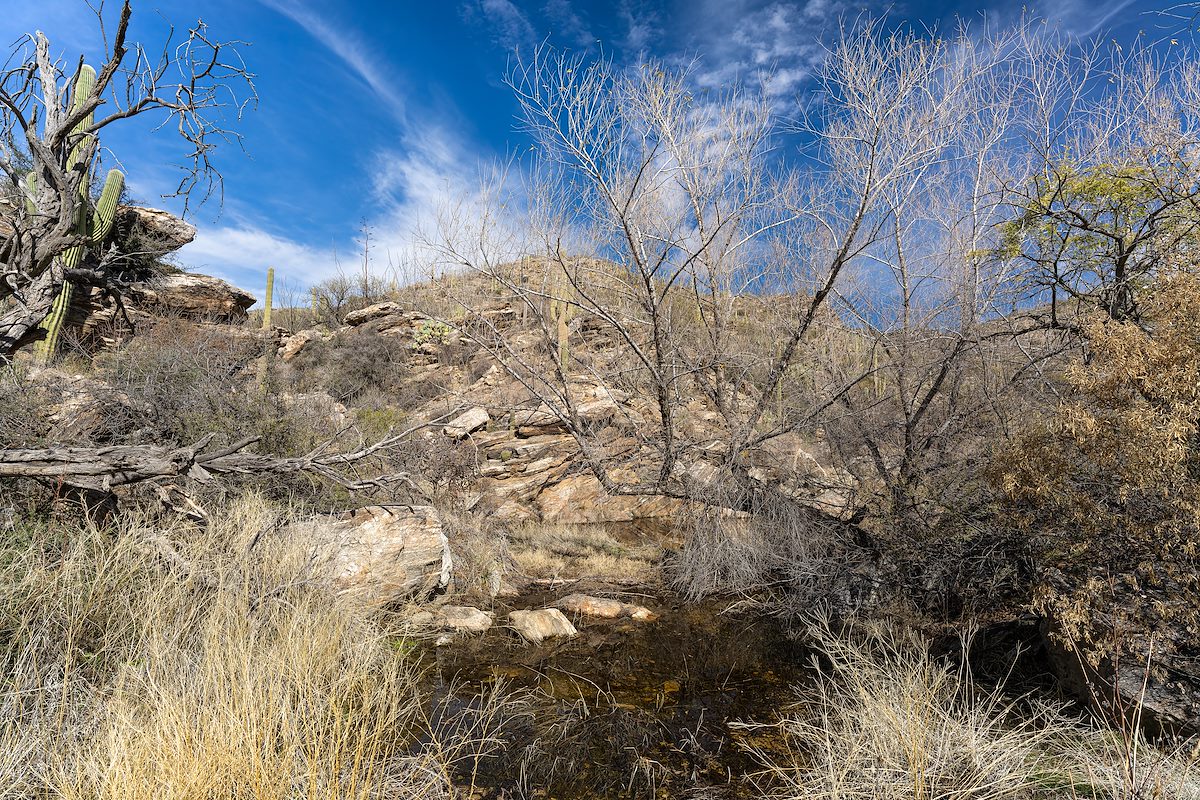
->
[32,65,127,362]
[548,265,576,371]
[262,266,274,329]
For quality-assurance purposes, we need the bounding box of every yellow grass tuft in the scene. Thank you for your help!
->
[0,494,520,800]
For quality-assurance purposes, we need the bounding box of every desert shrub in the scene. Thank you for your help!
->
[994,270,1200,664]
[311,273,392,325]
[0,365,48,448]
[85,318,366,505]
[439,511,513,602]
[667,483,865,612]
[287,326,412,403]
[96,318,262,442]
[0,494,523,799]
[391,433,478,496]
[98,319,337,450]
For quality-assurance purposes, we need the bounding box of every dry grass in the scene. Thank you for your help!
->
[0,494,522,799]
[507,522,660,583]
[741,619,1200,800]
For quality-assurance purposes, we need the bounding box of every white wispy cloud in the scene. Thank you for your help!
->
[461,0,539,50]
[682,0,858,102]
[1037,0,1139,36]
[255,0,408,122]
[198,0,520,298]
[177,225,339,300]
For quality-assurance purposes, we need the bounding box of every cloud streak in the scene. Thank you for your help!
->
[1037,0,1138,36]
[177,225,339,300]
[255,0,408,122]
[460,0,538,50]
[679,0,864,102]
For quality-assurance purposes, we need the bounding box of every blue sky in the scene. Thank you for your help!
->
[6,0,1168,303]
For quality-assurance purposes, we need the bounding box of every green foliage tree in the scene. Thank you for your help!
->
[1000,158,1200,327]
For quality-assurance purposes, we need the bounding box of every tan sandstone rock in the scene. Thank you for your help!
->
[344,302,404,326]
[555,593,657,621]
[508,608,578,644]
[121,205,197,251]
[410,605,494,634]
[278,328,328,361]
[535,474,683,524]
[444,406,490,439]
[290,505,451,607]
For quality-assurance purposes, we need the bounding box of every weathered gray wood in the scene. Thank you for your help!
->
[0,428,419,494]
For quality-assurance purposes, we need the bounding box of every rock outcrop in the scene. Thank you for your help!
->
[45,204,256,351]
[310,299,855,527]
[290,505,452,607]
[119,205,198,252]
[32,368,147,442]
[279,329,329,361]
[68,272,256,349]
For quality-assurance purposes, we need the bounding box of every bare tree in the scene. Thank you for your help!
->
[0,0,255,359]
[421,23,1040,517]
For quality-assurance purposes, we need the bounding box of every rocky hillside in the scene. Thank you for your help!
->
[276,289,855,527]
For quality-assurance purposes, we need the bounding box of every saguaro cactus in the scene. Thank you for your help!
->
[262,267,274,329]
[33,65,127,362]
[548,266,576,371]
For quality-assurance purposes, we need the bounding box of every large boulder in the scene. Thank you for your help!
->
[509,608,578,644]
[278,328,328,361]
[290,505,452,607]
[119,206,197,252]
[444,407,490,439]
[122,273,256,322]
[66,272,256,351]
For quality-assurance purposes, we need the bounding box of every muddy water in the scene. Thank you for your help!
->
[423,590,812,799]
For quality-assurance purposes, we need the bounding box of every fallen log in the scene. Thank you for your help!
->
[0,427,424,494]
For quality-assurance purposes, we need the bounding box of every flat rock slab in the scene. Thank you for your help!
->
[509,608,578,644]
[411,605,494,634]
[289,505,451,607]
[444,406,490,439]
[555,593,657,621]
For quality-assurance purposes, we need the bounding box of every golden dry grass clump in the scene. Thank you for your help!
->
[0,494,518,800]
[743,619,1200,800]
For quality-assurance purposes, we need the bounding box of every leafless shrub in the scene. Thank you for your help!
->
[95,317,266,443]
[391,433,478,496]
[0,364,47,448]
[438,511,513,603]
[286,325,413,404]
[667,479,869,611]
